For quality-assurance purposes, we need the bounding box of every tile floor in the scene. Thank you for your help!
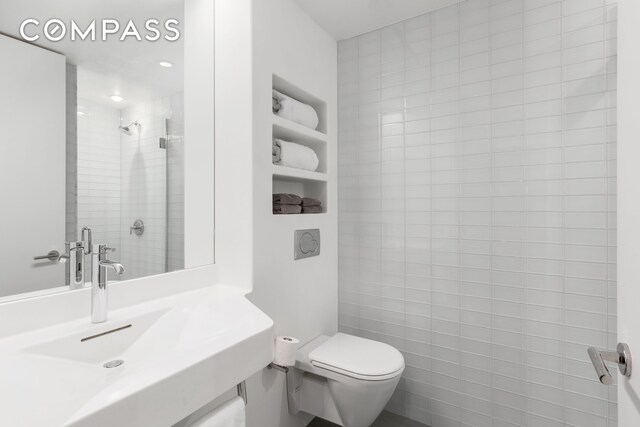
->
[308,411,429,427]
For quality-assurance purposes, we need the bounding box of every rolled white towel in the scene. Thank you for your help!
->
[273,89,319,130]
[188,397,245,427]
[273,139,319,172]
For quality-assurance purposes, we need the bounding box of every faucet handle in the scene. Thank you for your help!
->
[66,241,84,252]
[93,244,116,257]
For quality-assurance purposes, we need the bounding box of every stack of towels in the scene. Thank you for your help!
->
[273,194,323,215]
[273,90,319,130]
[273,139,319,172]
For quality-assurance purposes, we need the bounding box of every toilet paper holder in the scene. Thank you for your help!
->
[268,362,289,373]
[267,363,302,415]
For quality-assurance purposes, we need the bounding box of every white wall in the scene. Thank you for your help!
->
[337,1,617,426]
[0,34,66,295]
[76,100,122,257]
[213,0,254,288]
[616,0,640,425]
[240,0,338,426]
[185,0,216,270]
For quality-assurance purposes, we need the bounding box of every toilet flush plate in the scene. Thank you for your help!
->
[294,229,320,260]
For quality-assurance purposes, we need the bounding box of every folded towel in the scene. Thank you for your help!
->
[301,197,322,207]
[272,139,282,163]
[272,90,319,130]
[273,138,319,172]
[272,94,281,114]
[273,193,302,205]
[302,205,323,214]
[273,204,302,214]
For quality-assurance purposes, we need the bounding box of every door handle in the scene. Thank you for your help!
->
[33,250,61,262]
[588,343,632,385]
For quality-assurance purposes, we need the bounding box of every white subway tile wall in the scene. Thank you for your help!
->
[66,64,78,242]
[120,93,185,280]
[337,0,617,426]
[77,100,122,258]
[166,95,185,273]
[75,93,184,282]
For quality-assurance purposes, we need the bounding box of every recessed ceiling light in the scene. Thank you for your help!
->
[110,94,124,102]
[159,61,173,68]
[77,111,85,116]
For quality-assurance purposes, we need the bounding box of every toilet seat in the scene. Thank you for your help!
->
[308,333,404,381]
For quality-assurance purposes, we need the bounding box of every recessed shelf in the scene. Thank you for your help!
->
[272,115,327,142]
[273,120,327,174]
[272,174,327,216]
[273,74,327,135]
[271,74,328,217]
[272,212,327,217]
[272,165,327,183]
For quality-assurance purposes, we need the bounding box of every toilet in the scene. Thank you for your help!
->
[285,333,404,427]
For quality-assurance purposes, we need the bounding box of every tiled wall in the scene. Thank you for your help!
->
[74,94,184,281]
[166,98,185,273]
[119,94,184,280]
[77,100,122,257]
[65,64,78,243]
[337,0,617,426]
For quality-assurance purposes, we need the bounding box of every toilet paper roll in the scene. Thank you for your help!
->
[274,336,300,367]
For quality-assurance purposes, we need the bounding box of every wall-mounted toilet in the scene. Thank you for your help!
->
[285,333,404,427]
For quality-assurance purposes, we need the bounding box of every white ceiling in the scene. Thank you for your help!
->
[293,0,463,40]
[0,0,184,108]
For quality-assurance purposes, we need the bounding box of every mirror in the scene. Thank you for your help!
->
[0,0,215,300]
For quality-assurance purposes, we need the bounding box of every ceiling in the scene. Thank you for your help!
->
[293,0,463,40]
[0,0,184,109]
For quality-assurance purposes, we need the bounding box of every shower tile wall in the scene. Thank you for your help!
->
[120,93,184,280]
[166,95,185,273]
[77,100,122,255]
[337,0,617,426]
[65,64,78,242]
[75,94,184,282]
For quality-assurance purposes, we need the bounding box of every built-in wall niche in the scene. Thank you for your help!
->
[273,121,327,174]
[273,74,327,134]
[272,174,327,215]
[272,74,328,216]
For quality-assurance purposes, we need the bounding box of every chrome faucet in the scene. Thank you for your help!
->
[91,244,125,323]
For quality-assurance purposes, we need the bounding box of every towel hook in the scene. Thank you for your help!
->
[588,343,632,385]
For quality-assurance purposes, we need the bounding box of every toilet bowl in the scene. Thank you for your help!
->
[287,333,404,427]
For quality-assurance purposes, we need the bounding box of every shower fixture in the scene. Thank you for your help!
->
[159,118,171,149]
[119,121,140,135]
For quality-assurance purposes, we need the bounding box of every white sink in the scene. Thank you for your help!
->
[0,284,274,427]
[25,309,170,365]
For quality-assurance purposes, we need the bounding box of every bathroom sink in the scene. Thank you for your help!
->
[0,284,274,427]
[25,309,170,365]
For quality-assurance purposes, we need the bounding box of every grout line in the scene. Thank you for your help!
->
[560,1,568,424]
[488,1,496,423]
[522,3,530,422]
[426,10,434,423]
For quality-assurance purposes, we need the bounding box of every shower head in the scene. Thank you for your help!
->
[119,121,140,135]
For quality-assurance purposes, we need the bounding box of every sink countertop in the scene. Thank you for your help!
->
[0,284,274,427]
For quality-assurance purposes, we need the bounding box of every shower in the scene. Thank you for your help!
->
[118,121,140,135]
